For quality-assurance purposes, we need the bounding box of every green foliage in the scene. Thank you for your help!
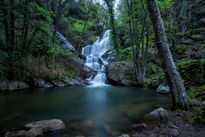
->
[187,91,198,100]
[29,2,52,21]
[157,0,174,12]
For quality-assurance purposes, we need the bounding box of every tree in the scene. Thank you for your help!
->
[104,0,120,54]
[146,0,190,110]
[124,0,149,83]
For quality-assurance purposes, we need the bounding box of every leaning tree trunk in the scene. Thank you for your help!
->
[146,0,190,110]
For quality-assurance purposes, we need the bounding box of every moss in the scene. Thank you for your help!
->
[176,59,205,88]
[199,85,205,91]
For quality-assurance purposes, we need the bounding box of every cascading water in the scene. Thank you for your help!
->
[82,30,111,86]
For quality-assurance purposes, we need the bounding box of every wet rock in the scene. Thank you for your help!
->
[68,57,97,78]
[156,84,170,94]
[102,49,115,62]
[33,78,53,88]
[119,134,130,137]
[147,108,168,122]
[24,119,65,132]
[5,119,65,137]
[51,80,65,87]
[62,77,89,86]
[105,61,135,86]
[0,80,29,91]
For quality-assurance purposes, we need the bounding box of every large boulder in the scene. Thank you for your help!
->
[5,119,65,137]
[0,80,29,91]
[105,61,135,86]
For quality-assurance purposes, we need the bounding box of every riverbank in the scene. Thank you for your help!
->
[125,107,205,137]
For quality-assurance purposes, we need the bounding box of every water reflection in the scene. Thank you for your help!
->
[0,86,170,137]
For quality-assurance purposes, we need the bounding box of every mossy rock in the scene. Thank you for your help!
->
[177,59,205,88]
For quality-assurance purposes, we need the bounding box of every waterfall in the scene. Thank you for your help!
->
[82,30,111,86]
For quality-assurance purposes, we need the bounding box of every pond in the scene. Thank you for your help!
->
[0,86,170,137]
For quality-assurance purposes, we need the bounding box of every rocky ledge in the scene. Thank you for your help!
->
[5,119,65,137]
[0,80,29,91]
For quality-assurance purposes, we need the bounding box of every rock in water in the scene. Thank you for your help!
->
[5,119,65,137]
[156,84,170,94]
[24,119,65,131]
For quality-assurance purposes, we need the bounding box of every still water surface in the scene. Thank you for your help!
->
[0,86,170,137]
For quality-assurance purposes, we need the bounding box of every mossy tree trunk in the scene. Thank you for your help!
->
[146,0,190,110]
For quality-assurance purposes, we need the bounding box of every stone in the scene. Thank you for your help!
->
[5,119,65,137]
[33,78,53,88]
[105,61,135,86]
[24,119,65,132]
[26,128,43,137]
[119,134,130,137]
[0,80,29,91]
[62,76,88,86]
[147,108,168,122]
[156,84,170,94]
[51,80,65,87]
[131,133,141,137]
[5,130,27,137]
[169,129,179,137]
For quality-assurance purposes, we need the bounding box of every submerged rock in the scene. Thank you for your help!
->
[156,84,170,94]
[0,80,29,91]
[105,61,135,86]
[5,119,65,137]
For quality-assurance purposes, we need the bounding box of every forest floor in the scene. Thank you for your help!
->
[128,109,205,137]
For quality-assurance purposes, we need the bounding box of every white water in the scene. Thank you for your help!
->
[82,30,111,86]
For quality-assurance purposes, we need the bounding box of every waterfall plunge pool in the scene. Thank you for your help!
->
[0,86,170,137]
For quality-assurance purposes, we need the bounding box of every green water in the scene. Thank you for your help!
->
[0,86,170,137]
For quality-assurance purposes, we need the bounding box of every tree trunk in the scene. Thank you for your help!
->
[146,0,190,110]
